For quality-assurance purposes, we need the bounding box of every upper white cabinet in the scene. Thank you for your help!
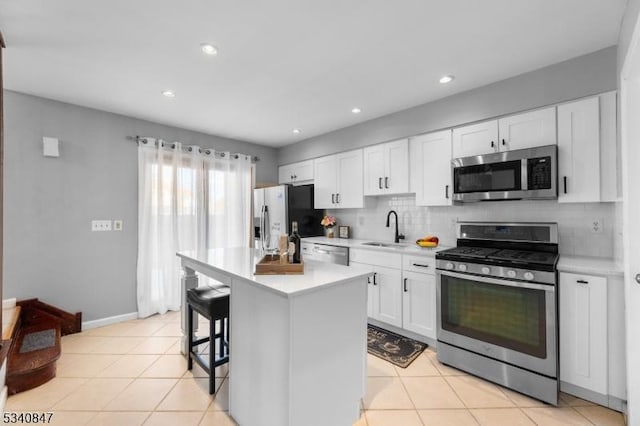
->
[558,92,617,203]
[498,107,557,151]
[278,160,314,185]
[363,139,409,196]
[313,149,364,209]
[410,130,452,206]
[452,120,499,158]
[452,107,556,158]
[559,272,608,396]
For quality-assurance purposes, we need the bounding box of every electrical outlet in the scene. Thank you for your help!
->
[91,220,112,231]
[113,220,123,231]
[591,218,604,234]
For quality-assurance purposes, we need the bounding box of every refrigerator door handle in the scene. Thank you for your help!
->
[259,205,265,251]
[263,207,270,249]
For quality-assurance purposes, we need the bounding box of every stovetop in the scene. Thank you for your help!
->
[437,246,558,267]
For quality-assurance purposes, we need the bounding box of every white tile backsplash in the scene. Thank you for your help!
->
[328,196,620,258]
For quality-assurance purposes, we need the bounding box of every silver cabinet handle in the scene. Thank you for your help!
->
[412,263,430,268]
[378,177,382,189]
[385,177,389,189]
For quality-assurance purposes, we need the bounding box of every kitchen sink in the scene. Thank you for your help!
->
[361,241,406,248]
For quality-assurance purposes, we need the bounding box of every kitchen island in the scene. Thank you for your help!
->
[177,247,371,426]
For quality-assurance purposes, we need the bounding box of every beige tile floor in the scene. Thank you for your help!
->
[6,311,626,426]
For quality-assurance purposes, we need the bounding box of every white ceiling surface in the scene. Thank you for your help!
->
[0,0,627,147]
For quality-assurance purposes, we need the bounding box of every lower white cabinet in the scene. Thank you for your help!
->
[351,248,435,338]
[372,266,403,328]
[559,272,608,395]
[402,271,436,339]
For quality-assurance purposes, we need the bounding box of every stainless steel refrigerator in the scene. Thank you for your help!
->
[254,184,324,250]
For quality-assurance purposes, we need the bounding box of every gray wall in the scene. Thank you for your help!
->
[3,90,277,321]
[278,46,617,165]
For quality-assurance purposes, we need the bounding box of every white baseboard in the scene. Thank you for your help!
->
[82,312,139,330]
[0,386,7,414]
[2,299,16,310]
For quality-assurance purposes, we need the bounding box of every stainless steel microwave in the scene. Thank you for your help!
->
[451,144,557,202]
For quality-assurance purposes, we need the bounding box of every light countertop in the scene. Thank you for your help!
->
[557,255,624,277]
[177,247,371,297]
[301,236,450,256]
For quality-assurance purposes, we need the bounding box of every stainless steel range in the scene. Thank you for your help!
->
[436,222,559,405]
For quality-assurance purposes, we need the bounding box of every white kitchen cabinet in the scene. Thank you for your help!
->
[452,107,556,158]
[363,139,409,196]
[278,160,314,185]
[452,120,499,158]
[350,249,402,328]
[497,107,556,151]
[559,272,608,396]
[402,270,436,339]
[313,149,364,209]
[558,92,618,203]
[410,130,452,206]
[372,266,403,328]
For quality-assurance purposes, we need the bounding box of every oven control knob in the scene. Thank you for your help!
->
[507,270,517,278]
[481,267,490,274]
[458,264,468,272]
[445,262,454,270]
[524,272,535,281]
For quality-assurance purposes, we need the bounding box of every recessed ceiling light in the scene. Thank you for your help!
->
[161,90,176,98]
[200,43,218,55]
[351,107,362,114]
[292,128,301,134]
[439,75,455,84]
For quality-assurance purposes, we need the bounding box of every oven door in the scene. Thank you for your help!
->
[436,270,557,377]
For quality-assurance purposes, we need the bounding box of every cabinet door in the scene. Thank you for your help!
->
[559,272,607,395]
[292,159,314,182]
[278,165,295,184]
[410,130,452,206]
[384,139,409,194]
[598,91,618,202]
[557,97,601,203]
[313,155,337,209]
[498,107,556,151]
[363,144,385,196]
[351,262,375,318]
[402,271,436,338]
[335,149,364,208]
[452,120,498,158]
[372,266,402,328]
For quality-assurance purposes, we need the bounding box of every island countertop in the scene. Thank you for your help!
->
[177,247,371,298]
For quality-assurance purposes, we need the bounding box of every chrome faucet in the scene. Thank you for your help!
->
[386,210,405,244]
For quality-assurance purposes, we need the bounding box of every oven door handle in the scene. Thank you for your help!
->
[438,270,555,292]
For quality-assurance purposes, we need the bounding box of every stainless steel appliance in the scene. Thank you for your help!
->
[301,242,349,266]
[254,184,324,251]
[452,144,557,202]
[436,222,559,405]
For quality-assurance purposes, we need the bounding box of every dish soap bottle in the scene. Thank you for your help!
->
[289,221,301,264]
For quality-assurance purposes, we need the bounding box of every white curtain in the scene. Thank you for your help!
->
[136,139,252,318]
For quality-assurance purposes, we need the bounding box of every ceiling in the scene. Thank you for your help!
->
[0,0,627,147]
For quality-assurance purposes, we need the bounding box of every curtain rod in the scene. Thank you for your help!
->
[126,135,260,162]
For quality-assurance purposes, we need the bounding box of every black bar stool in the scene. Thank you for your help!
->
[186,284,230,394]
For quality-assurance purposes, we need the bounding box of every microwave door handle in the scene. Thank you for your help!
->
[521,159,528,191]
